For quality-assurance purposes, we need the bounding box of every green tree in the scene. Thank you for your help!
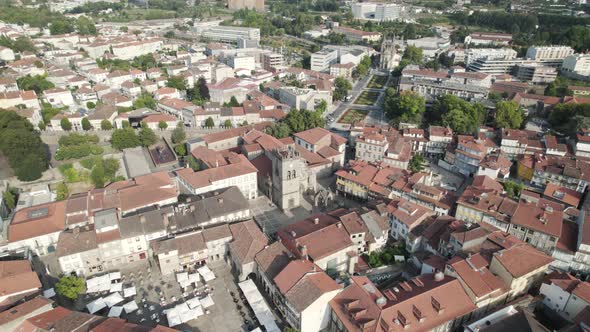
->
[164,30,175,38]
[90,162,105,188]
[316,99,328,114]
[158,121,168,130]
[38,121,46,130]
[16,75,55,94]
[138,123,157,146]
[205,117,215,128]
[122,120,130,128]
[56,182,69,201]
[402,45,423,64]
[50,20,75,35]
[76,16,97,35]
[334,77,352,101]
[503,180,523,199]
[429,95,485,134]
[60,118,72,131]
[171,124,186,144]
[403,23,417,39]
[187,155,200,171]
[0,36,36,53]
[494,101,523,129]
[100,119,113,130]
[166,76,187,91]
[197,77,210,100]
[86,101,96,109]
[0,111,48,181]
[545,82,557,96]
[81,117,92,131]
[266,122,292,138]
[15,155,45,181]
[174,144,187,156]
[223,119,233,128]
[384,89,425,125]
[55,275,85,300]
[120,26,128,32]
[111,128,140,150]
[409,154,426,173]
[227,96,240,107]
[2,189,16,210]
[132,93,157,109]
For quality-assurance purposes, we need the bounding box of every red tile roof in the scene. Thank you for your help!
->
[9,201,66,242]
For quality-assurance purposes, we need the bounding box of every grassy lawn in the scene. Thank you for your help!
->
[338,109,369,124]
[367,75,388,89]
[354,91,380,105]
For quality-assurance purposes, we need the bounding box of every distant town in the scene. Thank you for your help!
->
[1,0,590,331]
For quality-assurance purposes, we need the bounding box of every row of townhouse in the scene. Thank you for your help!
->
[335,160,456,215]
[352,125,454,163]
[158,91,288,128]
[331,240,550,332]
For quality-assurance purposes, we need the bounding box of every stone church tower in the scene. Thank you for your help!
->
[268,145,312,210]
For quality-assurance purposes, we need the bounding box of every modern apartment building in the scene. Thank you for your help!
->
[197,25,261,43]
[351,2,405,21]
[526,45,575,61]
[310,49,338,72]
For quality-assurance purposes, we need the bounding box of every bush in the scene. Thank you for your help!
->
[111,128,140,150]
[81,117,92,131]
[56,182,69,200]
[60,118,72,131]
[58,133,99,146]
[100,119,113,130]
[80,156,101,169]
[171,124,186,144]
[55,144,103,160]
[174,144,186,156]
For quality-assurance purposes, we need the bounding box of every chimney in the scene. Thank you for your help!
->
[313,217,319,224]
[300,245,308,258]
[218,198,224,204]
[434,271,444,282]
[290,230,297,237]
[162,213,169,227]
[139,215,146,223]
[190,204,195,213]
[337,222,342,229]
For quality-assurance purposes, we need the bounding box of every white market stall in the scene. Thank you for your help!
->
[87,298,107,314]
[103,292,124,307]
[108,306,123,317]
[197,266,216,282]
[123,301,139,313]
[43,288,56,298]
[239,279,280,332]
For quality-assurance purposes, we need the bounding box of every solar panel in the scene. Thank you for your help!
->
[27,207,49,219]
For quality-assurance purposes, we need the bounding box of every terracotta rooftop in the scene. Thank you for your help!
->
[9,201,66,242]
[492,245,553,278]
